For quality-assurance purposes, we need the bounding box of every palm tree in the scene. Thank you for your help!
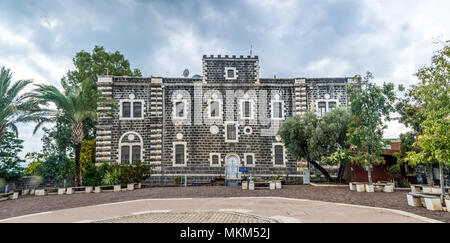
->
[28,79,97,186]
[0,66,38,145]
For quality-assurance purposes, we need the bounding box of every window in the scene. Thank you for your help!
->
[133,102,142,118]
[273,143,285,167]
[121,146,130,164]
[173,142,187,166]
[119,132,143,164]
[272,101,284,119]
[227,69,235,78]
[224,67,238,80]
[328,102,336,110]
[122,102,131,118]
[318,102,326,116]
[120,100,144,119]
[210,153,221,167]
[225,122,238,142]
[244,153,255,167]
[175,101,185,118]
[209,100,220,118]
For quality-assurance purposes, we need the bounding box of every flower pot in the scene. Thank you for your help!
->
[383,184,394,193]
[249,181,255,190]
[242,181,248,190]
[365,184,374,192]
[356,184,366,192]
[269,181,275,190]
[127,184,135,191]
[276,181,282,189]
[85,187,93,193]
[349,183,356,191]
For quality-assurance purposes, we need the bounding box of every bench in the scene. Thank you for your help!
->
[66,186,94,194]
[0,192,13,201]
[373,182,395,193]
[407,192,443,211]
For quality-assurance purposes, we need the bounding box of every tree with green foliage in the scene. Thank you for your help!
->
[403,41,449,203]
[279,107,352,182]
[0,66,39,145]
[28,79,98,186]
[0,131,25,180]
[347,72,396,185]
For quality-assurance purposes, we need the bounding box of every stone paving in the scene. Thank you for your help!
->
[97,211,278,223]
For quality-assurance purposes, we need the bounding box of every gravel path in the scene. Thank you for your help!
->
[1,185,449,222]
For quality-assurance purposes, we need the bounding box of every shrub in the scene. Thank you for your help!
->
[102,167,122,185]
[82,163,111,186]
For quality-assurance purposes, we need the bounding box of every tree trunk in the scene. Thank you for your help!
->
[439,162,444,205]
[336,164,344,183]
[367,163,373,185]
[72,122,84,186]
[74,144,82,186]
[0,125,6,146]
[309,160,332,182]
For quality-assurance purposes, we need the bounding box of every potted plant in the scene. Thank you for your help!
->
[174,176,182,186]
[275,175,283,189]
[241,176,248,189]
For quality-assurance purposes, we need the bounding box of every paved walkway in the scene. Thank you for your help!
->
[0,197,441,223]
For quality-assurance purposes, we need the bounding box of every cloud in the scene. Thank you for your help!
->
[0,0,449,158]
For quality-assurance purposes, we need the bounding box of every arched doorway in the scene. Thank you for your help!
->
[225,154,240,185]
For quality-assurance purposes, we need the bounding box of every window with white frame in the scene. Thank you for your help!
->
[174,100,187,119]
[120,100,144,119]
[224,67,238,80]
[210,153,221,167]
[328,101,336,110]
[318,102,327,116]
[271,100,284,119]
[173,142,187,166]
[273,143,285,166]
[208,100,221,119]
[316,100,339,116]
[119,132,143,164]
[240,99,254,119]
[244,153,255,167]
[225,122,238,142]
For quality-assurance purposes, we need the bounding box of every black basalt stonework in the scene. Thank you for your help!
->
[96,56,353,185]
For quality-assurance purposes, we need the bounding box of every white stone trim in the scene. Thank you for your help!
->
[119,99,145,120]
[272,142,286,167]
[118,131,144,164]
[209,153,222,167]
[173,99,188,120]
[224,67,238,80]
[271,100,285,120]
[224,121,239,143]
[239,99,255,120]
[207,98,223,119]
[172,141,187,167]
[244,153,256,167]
[243,126,253,135]
[315,99,340,116]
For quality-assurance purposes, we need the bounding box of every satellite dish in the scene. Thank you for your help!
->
[183,69,189,77]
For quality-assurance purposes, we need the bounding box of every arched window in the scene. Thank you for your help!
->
[119,132,143,164]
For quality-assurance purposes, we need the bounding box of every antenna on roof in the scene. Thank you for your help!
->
[250,44,253,56]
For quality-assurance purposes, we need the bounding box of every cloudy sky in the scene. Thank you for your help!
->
[1,0,449,157]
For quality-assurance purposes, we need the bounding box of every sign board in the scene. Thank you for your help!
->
[303,169,310,184]
[239,167,248,173]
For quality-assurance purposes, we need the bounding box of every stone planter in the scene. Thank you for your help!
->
[66,188,74,195]
[356,184,366,192]
[94,187,102,193]
[30,189,35,195]
[58,188,66,195]
[249,181,255,190]
[9,192,19,200]
[35,189,46,196]
[21,189,30,196]
[136,183,142,189]
[349,183,356,191]
[365,184,375,193]
[407,194,422,207]
[383,184,394,193]
[127,184,135,191]
[422,186,432,193]
[113,185,121,192]
[269,181,275,190]
[431,187,441,194]
[276,181,282,189]
[85,187,93,193]
[424,197,443,211]
[445,198,450,212]
[241,181,248,190]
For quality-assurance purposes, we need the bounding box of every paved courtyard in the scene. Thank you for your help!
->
[0,197,440,223]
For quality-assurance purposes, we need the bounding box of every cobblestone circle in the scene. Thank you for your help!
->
[96,211,279,223]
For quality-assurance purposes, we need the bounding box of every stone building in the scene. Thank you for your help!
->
[95,55,355,185]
